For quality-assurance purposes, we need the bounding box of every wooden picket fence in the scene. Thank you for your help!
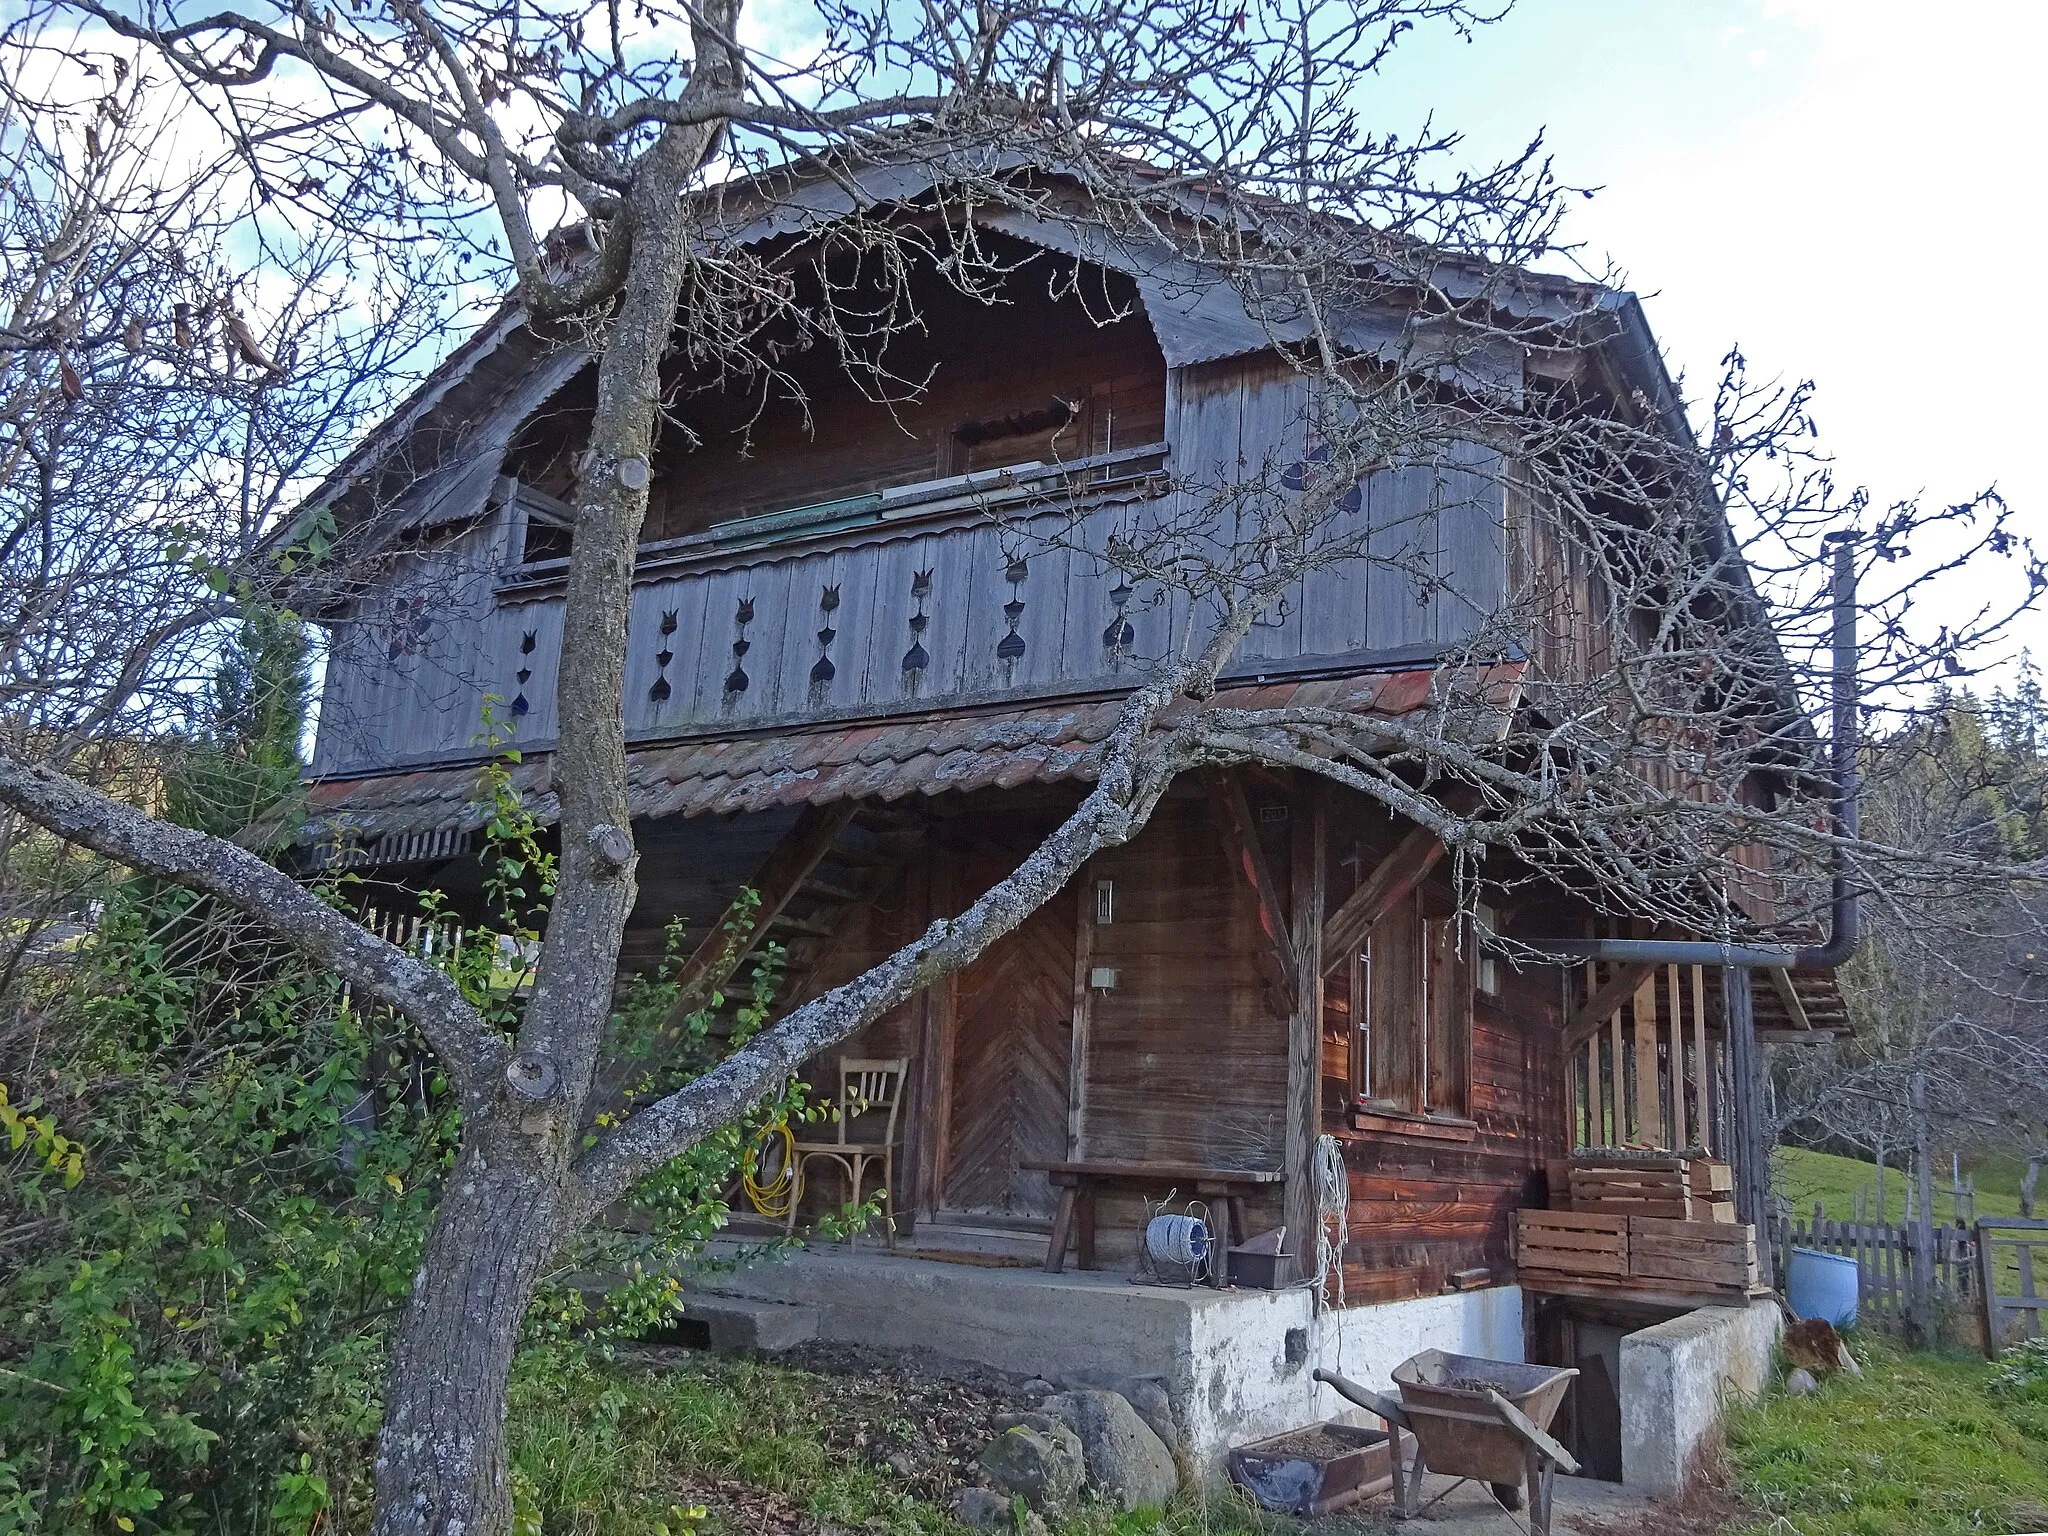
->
[1770,1204,1978,1331]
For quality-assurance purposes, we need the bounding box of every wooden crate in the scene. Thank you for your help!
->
[1516,1209,1629,1278]
[1689,1158,1734,1196]
[1570,1162,1693,1221]
[1629,1216,1759,1292]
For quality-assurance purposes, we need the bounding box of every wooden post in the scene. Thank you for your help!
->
[1632,971,1661,1148]
[1285,780,1328,1284]
[914,849,960,1219]
[1609,988,1626,1146]
[1068,868,1095,1162]
[1666,964,1687,1152]
[1911,1072,1937,1344]
[1725,966,1773,1287]
[1690,966,1709,1156]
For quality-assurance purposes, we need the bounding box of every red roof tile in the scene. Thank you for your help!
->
[304,665,1522,858]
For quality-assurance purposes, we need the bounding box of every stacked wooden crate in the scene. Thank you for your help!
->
[1690,1158,1736,1223]
[1515,1210,1629,1279]
[1518,1151,1759,1300]
[1569,1156,1692,1219]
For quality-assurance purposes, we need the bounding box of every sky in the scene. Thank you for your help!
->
[1365,0,2046,592]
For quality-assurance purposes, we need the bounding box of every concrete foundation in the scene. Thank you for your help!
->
[687,1241,1524,1470]
[1619,1297,1781,1496]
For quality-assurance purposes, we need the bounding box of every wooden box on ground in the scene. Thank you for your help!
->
[1515,1210,1629,1278]
[1229,1423,1413,1515]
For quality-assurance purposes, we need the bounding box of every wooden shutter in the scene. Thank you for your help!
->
[1364,898,1424,1111]
[1425,917,1473,1117]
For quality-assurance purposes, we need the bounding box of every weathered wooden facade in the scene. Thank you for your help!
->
[300,174,1839,1324]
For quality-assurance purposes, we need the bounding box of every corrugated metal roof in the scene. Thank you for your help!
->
[304,664,1521,863]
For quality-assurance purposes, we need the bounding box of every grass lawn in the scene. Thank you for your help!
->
[1777,1146,2048,1309]
[1725,1335,2048,1536]
[505,1344,1285,1536]
[1776,1145,2028,1227]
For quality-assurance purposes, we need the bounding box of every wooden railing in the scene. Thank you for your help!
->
[1567,962,1726,1158]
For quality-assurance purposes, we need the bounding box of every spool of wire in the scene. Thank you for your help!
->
[1145,1213,1211,1282]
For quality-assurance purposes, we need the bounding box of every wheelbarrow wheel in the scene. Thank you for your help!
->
[1489,1481,1523,1511]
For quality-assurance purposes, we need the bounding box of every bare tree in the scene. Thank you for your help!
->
[0,32,450,1030]
[0,0,2040,1531]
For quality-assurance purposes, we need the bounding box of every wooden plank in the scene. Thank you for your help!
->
[1767,965,1813,1032]
[1322,825,1445,973]
[1426,917,1471,1117]
[1691,966,1709,1155]
[1633,971,1663,1149]
[1566,962,1655,1048]
[1610,1003,1626,1144]
[665,802,857,1023]
[1668,965,1688,1152]
[1204,768,1298,1006]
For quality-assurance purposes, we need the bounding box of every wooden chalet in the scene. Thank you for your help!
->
[298,167,1839,1473]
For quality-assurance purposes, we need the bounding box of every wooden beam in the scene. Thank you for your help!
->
[1691,965,1710,1156]
[1667,965,1688,1153]
[1068,869,1095,1161]
[1633,970,1662,1149]
[1285,780,1327,1288]
[1204,769,1298,1006]
[1565,961,1655,1048]
[1767,965,1813,1032]
[1725,966,1773,1287]
[1321,825,1445,975]
[665,802,856,1023]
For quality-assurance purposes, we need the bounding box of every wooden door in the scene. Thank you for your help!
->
[939,885,1075,1221]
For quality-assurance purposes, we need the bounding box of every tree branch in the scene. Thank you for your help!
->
[0,749,506,1089]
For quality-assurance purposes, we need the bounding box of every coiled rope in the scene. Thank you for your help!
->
[1313,1133,1348,1311]
[743,1122,799,1220]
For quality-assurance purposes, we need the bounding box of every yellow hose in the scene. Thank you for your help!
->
[743,1121,799,1220]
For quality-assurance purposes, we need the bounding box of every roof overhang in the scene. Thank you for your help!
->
[302,662,1523,868]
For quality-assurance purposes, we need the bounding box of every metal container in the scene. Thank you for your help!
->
[1228,1421,1413,1515]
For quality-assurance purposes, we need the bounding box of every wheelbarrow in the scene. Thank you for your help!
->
[1314,1348,1580,1535]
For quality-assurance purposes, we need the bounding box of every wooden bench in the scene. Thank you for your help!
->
[1020,1160,1283,1287]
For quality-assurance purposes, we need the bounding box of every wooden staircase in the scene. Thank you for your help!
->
[669,801,923,1037]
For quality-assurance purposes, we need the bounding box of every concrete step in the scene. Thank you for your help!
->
[679,1291,820,1353]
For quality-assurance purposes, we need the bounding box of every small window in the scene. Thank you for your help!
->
[1474,904,1501,995]
[1350,891,1472,1119]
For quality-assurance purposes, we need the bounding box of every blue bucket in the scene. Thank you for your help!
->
[1785,1246,1860,1327]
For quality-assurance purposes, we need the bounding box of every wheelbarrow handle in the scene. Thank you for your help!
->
[1311,1368,1411,1429]
[1483,1388,1580,1476]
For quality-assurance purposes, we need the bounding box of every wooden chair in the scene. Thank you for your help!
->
[788,1056,909,1250]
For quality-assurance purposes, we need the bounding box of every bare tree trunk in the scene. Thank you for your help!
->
[2023,1153,2044,1220]
[371,1134,564,1536]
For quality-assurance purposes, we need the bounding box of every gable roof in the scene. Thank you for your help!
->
[292,153,1641,558]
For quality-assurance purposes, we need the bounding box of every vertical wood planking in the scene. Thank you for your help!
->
[1632,971,1662,1148]
[1364,463,1434,651]
[1433,440,1508,644]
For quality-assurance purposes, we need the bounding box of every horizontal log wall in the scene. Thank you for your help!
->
[1335,955,1563,1305]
